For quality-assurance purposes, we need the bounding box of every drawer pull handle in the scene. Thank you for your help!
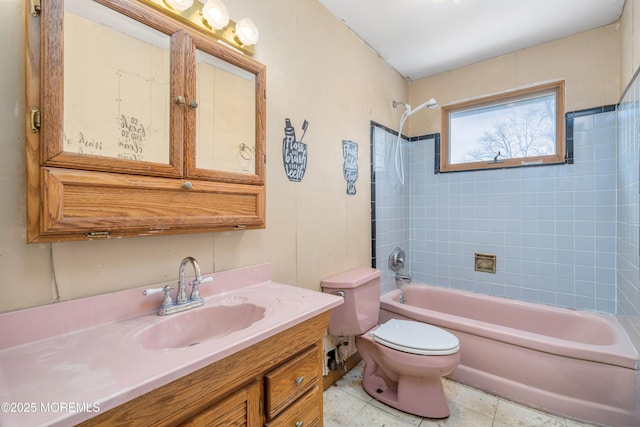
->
[295,422,304,427]
[294,376,304,385]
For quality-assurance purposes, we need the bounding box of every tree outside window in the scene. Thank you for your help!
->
[441,81,564,172]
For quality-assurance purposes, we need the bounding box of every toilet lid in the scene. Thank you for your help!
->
[371,319,460,356]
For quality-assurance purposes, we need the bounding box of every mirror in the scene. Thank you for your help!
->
[195,48,256,174]
[54,0,264,180]
[63,0,172,164]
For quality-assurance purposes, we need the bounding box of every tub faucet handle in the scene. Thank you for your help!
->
[389,247,405,272]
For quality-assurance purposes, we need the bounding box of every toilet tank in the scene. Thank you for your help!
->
[321,267,381,336]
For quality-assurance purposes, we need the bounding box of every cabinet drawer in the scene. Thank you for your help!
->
[265,345,320,419]
[264,385,321,427]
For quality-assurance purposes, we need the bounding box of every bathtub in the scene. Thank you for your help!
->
[379,284,640,427]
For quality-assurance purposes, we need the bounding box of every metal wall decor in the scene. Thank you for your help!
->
[282,118,308,182]
[342,140,358,195]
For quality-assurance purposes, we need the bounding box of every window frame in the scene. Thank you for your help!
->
[440,81,565,172]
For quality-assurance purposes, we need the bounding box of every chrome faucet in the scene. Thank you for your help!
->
[177,256,202,304]
[144,256,213,316]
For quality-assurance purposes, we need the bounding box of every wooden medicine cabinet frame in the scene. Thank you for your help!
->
[25,0,266,243]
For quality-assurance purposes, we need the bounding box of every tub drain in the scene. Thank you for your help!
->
[376,388,383,394]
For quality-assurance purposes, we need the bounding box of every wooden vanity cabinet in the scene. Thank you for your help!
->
[25,0,266,243]
[179,381,262,427]
[76,312,329,427]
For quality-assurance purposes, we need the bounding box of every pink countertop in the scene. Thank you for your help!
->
[0,264,342,427]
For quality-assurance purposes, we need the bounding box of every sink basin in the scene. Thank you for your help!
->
[136,304,266,350]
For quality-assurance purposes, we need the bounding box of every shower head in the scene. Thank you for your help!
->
[393,98,438,117]
[405,98,438,117]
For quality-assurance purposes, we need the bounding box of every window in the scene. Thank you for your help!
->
[440,81,565,172]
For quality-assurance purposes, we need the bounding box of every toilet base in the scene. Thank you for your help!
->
[362,372,451,418]
[357,332,460,419]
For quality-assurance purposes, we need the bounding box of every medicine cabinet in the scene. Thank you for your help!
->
[25,0,266,243]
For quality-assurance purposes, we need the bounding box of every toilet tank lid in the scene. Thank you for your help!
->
[321,267,381,289]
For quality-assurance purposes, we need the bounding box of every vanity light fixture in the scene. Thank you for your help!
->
[164,0,194,12]
[201,0,229,30]
[149,0,259,55]
[235,18,259,46]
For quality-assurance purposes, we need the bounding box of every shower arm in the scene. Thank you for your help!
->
[392,98,438,134]
[392,97,438,186]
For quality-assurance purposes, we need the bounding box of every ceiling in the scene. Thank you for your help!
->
[317,0,625,81]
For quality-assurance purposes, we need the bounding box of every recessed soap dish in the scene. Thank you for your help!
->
[475,253,496,274]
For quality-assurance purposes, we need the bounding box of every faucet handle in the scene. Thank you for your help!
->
[144,285,174,308]
[189,276,213,302]
[143,285,174,295]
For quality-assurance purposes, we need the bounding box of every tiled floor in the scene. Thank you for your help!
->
[323,362,598,427]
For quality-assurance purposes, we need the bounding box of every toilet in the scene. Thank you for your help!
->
[321,267,460,419]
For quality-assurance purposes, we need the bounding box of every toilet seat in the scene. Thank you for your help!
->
[371,319,460,355]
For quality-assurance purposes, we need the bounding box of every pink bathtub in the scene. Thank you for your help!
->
[379,284,640,426]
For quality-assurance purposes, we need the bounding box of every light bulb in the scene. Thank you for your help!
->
[202,0,230,30]
[235,18,259,46]
[164,0,194,12]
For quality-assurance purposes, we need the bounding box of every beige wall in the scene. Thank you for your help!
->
[620,0,640,93]
[406,24,620,137]
[0,0,407,313]
[3,0,636,314]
